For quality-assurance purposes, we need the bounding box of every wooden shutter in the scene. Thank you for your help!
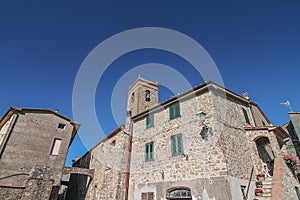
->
[141,193,147,200]
[146,114,154,129]
[145,142,154,161]
[141,192,154,200]
[174,102,180,118]
[171,133,183,156]
[177,133,183,155]
[170,102,180,120]
[148,192,154,200]
[171,134,176,156]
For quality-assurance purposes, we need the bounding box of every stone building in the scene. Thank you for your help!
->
[0,107,80,200]
[282,112,300,159]
[69,77,300,200]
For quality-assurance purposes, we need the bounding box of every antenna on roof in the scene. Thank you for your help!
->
[280,100,293,112]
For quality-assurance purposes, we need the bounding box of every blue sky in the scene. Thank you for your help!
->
[0,1,299,166]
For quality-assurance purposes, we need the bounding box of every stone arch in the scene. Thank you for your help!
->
[254,136,275,175]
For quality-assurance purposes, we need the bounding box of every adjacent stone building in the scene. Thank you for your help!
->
[68,77,300,200]
[0,107,80,200]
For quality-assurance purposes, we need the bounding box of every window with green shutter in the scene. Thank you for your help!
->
[242,108,250,125]
[145,142,154,162]
[171,133,183,156]
[146,114,154,129]
[169,102,180,120]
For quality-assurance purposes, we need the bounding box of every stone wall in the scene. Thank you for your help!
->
[130,91,227,183]
[0,165,55,200]
[0,111,74,186]
[67,129,128,200]
[281,157,300,200]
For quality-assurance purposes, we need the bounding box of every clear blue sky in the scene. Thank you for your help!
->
[1,1,299,166]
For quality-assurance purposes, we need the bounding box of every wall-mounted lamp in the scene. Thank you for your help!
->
[196,111,207,123]
[199,125,209,140]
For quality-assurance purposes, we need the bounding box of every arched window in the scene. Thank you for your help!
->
[131,93,135,102]
[145,90,151,102]
[166,187,192,199]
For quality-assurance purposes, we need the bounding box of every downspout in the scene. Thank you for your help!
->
[123,119,133,200]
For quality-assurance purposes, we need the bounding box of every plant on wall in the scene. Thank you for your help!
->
[284,154,300,173]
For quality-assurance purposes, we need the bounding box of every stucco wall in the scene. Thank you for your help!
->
[0,111,74,186]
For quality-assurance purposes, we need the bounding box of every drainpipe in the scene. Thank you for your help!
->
[123,119,133,200]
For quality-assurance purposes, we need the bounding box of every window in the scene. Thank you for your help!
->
[261,120,266,126]
[145,142,154,162]
[242,108,250,125]
[169,102,180,120]
[131,93,135,102]
[145,90,150,102]
[241,185,246,200]
[146,114,154,129]
[171,133,183,157]
[141,192,154,200]
[58,123,66,129]
[50,138,62,156]
[295,187,300,200]
[167,187,191,199]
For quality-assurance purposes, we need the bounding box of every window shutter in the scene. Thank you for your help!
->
[145,142,154,162]
[146,114,154,129]
[170,105,174,120]
[175,102,180,118]
[141,193,147,200]
[171,135,176,156]
[149,142,153,160]
[170,102,180,120]
[148,192,154,200]
[177,133,183,155]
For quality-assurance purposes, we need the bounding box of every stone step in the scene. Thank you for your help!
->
[265,177,272,181]
[262,185,272,190]
[262,188,272,193]
[263,193,272,197]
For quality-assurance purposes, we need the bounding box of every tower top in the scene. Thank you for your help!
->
[127,77,159,118]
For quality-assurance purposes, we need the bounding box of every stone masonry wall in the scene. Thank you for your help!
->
[69,130,128,200]
[281,157,300,200]
[129,91,231,199]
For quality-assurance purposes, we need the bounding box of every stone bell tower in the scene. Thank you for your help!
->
[127,76,158,118]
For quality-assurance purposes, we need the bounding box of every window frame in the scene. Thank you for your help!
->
[145,141,154,162]
[146,114,154,129]
[141,192,154,200]
[242,108,251,125]
[169,102,180,120]
[50,138,62,156]
[145,90,151,102]
[171,133,183,157]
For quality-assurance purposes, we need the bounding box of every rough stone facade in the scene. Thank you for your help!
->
[67,126,128,200]
[69,78,300,200]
